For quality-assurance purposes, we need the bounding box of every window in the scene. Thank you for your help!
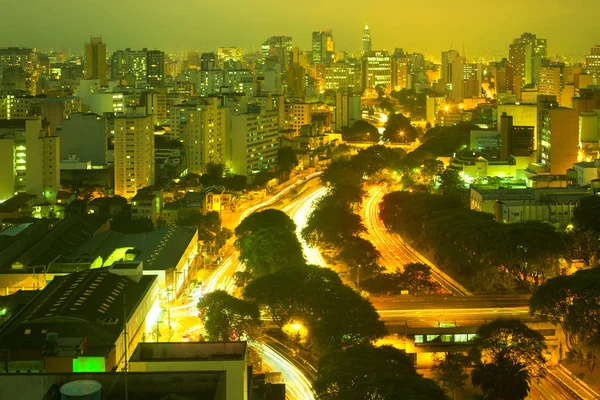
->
[414,335,423,343]
[441,334,453,342]
[24,329,31,335]
[468,334,477,341]
[427,335,440,342]
[454,334,468,342]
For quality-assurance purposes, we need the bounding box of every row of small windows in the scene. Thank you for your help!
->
[414,333,478,344]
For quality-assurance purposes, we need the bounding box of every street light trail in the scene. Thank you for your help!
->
[290,187,329,268]
[363,185,472,295]
[261,343,316,400]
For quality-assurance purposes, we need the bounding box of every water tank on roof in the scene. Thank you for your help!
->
[60,380,101,400]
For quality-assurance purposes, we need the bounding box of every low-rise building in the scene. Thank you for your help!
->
[131,191,161,227]
[572,161,598,186]
[0,267,159,373]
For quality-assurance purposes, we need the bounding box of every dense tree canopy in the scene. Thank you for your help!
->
[197,290,262,341]
[379,191,567,293]
[573,195,600,234]
[432,352,471,400]
[382,113,419,143]
[235,209,296,240]
[471,355,532,400]
[362,264,442,296]
[530,268,600,372]
[472,319,547,379]
[243,265,386,351]
[315,344,448,400]
[341,120,379,142]
[276,147,298,182]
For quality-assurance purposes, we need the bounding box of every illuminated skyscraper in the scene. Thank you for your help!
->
[362,51,392,94]
[585,45,600,81]
[114,111,155,198]
[508,33,547,87]
[146,50,165,85]
[312,30,335,64]
[362,25,372,56]
[441,50,464,101]
[84,36,107,85]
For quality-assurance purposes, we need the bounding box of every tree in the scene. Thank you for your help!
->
[401,263,442,295]
[238,227,305,277]
[341,120,379,142]
[276,147,298,182]
[315,344,448,400]
[382,113,418,143]
[497,221,566,288]
[472,319,547,379]
[352,145,405,177]
[565,229,599,267]
[438,168,465,196]
[471,355,532,400]
[235,209,296,240]
[243,265,386,351]
[573,195,600,234]
[530,268,600,373]
[339,236,382,283]
[197,290,262,341]
[233,270,254,288]
[432,352,471,400]
[302,202,365,248]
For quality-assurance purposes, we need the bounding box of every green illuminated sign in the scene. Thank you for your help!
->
[72,357,105,372]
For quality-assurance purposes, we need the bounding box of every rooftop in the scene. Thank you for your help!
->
[0,268,157,356]
[73,226,197,271]
[0,194,37,215]
[130,342,246,363]
[573,161,597,168]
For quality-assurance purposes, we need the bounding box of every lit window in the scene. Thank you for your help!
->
[427,335,440,342]
[414,335,423,343]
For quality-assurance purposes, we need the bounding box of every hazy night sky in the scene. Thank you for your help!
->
[2,0,599,58]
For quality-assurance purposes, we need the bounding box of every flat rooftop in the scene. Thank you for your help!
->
[130,342,246,363]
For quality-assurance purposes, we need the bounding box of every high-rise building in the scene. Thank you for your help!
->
[285,102,312,135]
[538,65,563,99]
[509,33,547,87]
[312,30,335,64]
[499,113,534,160]
[286,65,306,98]
[113,111,155,198]
[55,113,108,166]
[0,117,60,202]
[391,48,409,91]
[324,60,361,92]
[335,90,361,131]
[230,107,279,176]
[218,48,243,63]
[362,51,391,95]
[173,99,227,174]
[441,50,464,101]
[84,36,107,85]
[262,36,293,69]
[537,95,579,174]
[362,25,372,56]
[146,50,165,86]
[200,53,218,71]
[111,48,148,81]
[0,47,39,94]
[585,45,600,82]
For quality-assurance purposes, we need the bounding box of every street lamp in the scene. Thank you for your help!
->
[399,131,405,143]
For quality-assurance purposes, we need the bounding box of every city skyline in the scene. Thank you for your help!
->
[2,0,599,57]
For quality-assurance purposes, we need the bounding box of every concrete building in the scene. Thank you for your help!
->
[0,118,60,203]
[470,186,590,225]
[0,267,158,373]
[508,33,547,86]
[572,161,598,186]
[230,107,279,176]
[585,45,600,82]
[55,113,108,167]
[285,102,311,136]
[173,99,227,174]
[131,190,161,227]
[113,112,155,199]
[391,48,409,91]
[312,30,335,64]
[110,48,148,81]
[146,50,165,86]
[497,102,538,149]
[218,47,243,63]
[499,113,534,160]
[362,51,391,94]
[441,50,464,101]
[324,60,361,92]
[84,37,107,86]
[130,342,249,400]
[39,96,82,133]
[537,95,579,174]
[334,90,361,131]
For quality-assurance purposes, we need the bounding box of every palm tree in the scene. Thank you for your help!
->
[472,355,532,400]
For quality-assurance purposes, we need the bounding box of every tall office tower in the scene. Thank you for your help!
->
[441,50,464,101]
[111,48,148,81]
[391,48,409,91]
[362,51,392,95]
[187,52,201,69]
[262,36,293,69]
[509,33,547,87]
[585,45,600,82]
[0,117,60,202]
[538,65,563,99]
[335,90,361,131]
[0,47,39,95]
[146,50,165,85]
[200,53,218,70]
[407,53,427,89]
[230,107,279,176]
[324,60,361,92]
[362,25,372,56]
[174,98,227,174]
[537,95,579,174]
[287,65,306,98]
[312,30,335,64]
[84,36,107,85]
[113,111,155,198]
[218,48,243,63]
